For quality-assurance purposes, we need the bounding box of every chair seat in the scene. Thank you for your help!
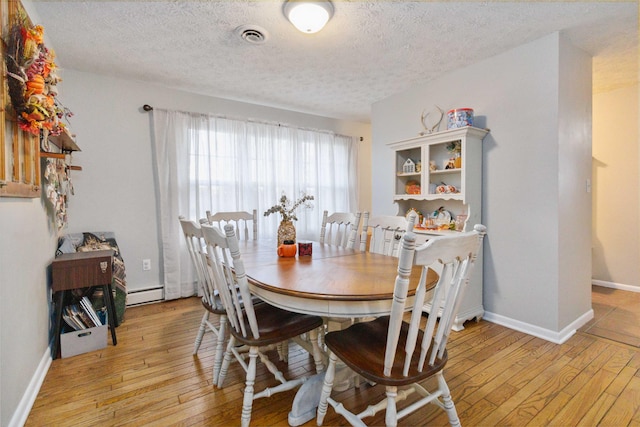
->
[324,316,448,387]
[231,302,324,347]
[201,297,226,315]
[202,293,263,315]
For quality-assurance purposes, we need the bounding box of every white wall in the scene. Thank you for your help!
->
[0,200,57,427]
[557,34,594,328]
[372,33,593,337]
[592,84,640,289]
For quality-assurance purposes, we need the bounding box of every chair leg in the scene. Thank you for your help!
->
[309,328,324,373]
[277,340,289,362]
[241,346,259,427]
[437,371,461,427]
[217,335,236,388]
[193,310,210,354]
[317,351,338,426]
[385,386,398,427]
[212,315,227,384]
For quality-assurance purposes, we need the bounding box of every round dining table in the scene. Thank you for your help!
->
[237,239,438,426]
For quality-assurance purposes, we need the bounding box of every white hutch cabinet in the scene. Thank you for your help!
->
[387,126,488,330]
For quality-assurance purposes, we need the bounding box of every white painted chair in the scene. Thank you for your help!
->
[320,210,362,249]
[178,217,228,384]
[201,224,325,427]
[206,210,258,241]
[317,224,487,427]
[359,212,417,256]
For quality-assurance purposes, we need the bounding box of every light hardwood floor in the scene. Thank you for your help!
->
[26,294,640,426]
[580,285,640,347]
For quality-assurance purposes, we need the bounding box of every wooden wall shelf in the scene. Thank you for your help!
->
[48,130,80,153]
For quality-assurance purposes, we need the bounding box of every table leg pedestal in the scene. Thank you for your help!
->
[288,364,354,426]
[288,371,325,426]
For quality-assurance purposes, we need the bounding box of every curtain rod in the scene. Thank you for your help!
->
[141,104,362,140]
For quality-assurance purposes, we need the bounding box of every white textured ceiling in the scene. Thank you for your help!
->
[30,1,638,123]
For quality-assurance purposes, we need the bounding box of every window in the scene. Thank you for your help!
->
[187,116,358,240]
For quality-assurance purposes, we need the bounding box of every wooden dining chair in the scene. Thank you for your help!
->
[360,212,417,255]
[206,209,258,240]
[201,224,325,427]
[320,210,362,249]
[178,217,229,385]
[317,224,486,427]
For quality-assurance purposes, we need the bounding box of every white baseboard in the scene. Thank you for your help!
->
[9,349,52,427]
[126,287,164,306]
[483,308,594,344]
[592,280,640,293]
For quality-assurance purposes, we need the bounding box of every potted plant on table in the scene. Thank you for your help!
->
[264,192,314,246]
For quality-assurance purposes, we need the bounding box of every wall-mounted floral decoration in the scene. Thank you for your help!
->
[4,14,71,136]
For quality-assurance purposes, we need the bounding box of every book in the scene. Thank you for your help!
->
[62,297,104,331]
[63,304,88,330]
[80,296,102,326]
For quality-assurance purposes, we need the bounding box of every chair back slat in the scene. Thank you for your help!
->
[384,224,486,378]
[179,217,218,308]
[206,210,258,241]
[361,213,417,256]
[383,230,416,376]
[201,223,260,339]
[403,267,430,376]
[320,210,362,249]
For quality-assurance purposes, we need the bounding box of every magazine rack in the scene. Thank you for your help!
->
[50,250,118,359]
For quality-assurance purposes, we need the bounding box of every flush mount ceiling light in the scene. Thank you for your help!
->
[283,0,334,34]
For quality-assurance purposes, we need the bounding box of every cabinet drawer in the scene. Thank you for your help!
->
[52,250,114,292]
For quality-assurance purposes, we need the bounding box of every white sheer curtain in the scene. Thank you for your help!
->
[151,108,358,300]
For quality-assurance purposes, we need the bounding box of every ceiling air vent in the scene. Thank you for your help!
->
[236,25,269,45]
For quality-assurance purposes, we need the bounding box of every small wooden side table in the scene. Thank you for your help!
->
[51,249,118,359]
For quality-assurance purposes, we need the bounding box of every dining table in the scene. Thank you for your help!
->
[236,239,438,426]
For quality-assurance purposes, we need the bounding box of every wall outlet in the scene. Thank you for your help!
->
[142,259,151,271]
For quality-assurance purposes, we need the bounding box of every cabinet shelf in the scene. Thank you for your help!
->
[430,168,461,175]
[393,194,463,201]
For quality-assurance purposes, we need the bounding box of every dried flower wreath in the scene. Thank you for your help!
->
[5,15,72,136]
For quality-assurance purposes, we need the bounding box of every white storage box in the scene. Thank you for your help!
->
[60,325,107,358]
